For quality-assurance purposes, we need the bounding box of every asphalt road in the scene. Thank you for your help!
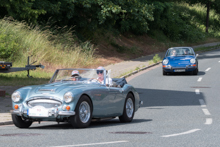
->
[1,49,220,147]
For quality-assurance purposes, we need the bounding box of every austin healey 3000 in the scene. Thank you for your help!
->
[11,68,142,128]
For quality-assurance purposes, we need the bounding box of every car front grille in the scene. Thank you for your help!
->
[27,99,62,108]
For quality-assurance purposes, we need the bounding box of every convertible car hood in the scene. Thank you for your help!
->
[35,82,90,94]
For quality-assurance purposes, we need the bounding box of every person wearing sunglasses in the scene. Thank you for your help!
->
[95,66,112,86]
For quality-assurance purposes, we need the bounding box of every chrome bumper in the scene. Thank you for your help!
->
[10,107,75,117]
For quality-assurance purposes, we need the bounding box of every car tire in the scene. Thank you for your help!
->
[163,70,167,75]
[119,93,135,123]
[69,95,92,128]
[11,114,32,128]
[193,68,198,75]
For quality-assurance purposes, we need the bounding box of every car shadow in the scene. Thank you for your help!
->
[136,88,205,107]
[28,119,152,129]
[165,71,205,76]
[197,52,220,60]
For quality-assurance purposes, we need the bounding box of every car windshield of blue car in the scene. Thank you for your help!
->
[51,69,108,85]
[167,48,194,57]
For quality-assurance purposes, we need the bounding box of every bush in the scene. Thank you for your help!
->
[0,33,21,59]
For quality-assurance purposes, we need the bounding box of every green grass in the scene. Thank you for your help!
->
[0,17,96,70]
[194,44,220,52]
[0,69,51,86]
[176,2,220,37]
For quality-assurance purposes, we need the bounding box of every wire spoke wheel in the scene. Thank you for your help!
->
[126,98,134,118]
[79,101,91,123]
[119,93,135,123]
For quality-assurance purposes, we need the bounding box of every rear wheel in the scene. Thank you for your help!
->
[119,93,135,123]
[69,95,92,128]
[11,114,32,128]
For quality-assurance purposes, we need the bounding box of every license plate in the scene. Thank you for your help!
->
[174,69,185,72]
[28,106,49,117]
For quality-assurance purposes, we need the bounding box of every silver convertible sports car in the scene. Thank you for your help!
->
[10,68,142,128]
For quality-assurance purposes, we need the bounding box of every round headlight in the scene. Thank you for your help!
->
[64,92,73,103]
[11,91,21,102]
[163,59,169,65]
[190,59,196,64]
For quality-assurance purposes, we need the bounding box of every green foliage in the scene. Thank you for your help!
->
[148,1,212,43]
[0,34,20,59]
[0,0,154,36]
[0,0,47,23]
[152,54,161,63]
[0,25,21,59]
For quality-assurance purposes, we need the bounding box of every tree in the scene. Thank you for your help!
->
[186,0,219,33]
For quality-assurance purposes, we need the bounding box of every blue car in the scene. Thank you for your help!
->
[162,47,199,75]
[10,68,142,128]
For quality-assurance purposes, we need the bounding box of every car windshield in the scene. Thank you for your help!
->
[50,68,110,85]
[166,48,194,57]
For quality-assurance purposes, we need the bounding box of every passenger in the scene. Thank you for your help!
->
[96,66,112,86]
[171,50,177,56]
[71,70,80,81]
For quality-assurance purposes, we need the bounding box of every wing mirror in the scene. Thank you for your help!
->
[196,54,199,58]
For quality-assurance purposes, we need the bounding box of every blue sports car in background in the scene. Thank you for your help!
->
[162,47,199,75]
[10,68,142,128]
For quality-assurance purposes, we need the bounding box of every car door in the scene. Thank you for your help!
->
[107,87,124,116]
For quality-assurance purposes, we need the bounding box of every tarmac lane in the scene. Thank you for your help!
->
[1,43,220,147]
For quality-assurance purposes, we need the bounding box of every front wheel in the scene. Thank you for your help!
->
[11,114,32,128]
[69,95,92,128]
[119,93,135,123]
[163,70,167,75]
[193,68,198,75]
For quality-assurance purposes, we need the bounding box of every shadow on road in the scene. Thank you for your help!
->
[165,71,205,76]
[197,53,220,60]
[136,88,205,107]
[28,118,152,129]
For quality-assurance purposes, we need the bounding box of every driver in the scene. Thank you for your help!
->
[93,66,113,86]
[184,48,190,55]
[71,70,81,81]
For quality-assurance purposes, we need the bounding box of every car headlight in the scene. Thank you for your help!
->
[11,91,21,102]
[190,59,196,64]
[163,59,169,65]
[64,92,73,103]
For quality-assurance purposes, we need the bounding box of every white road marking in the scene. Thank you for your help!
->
[195,89,200,94]
[50,141,129,147]
[205,67,211,71]
[162,129,201,138]
[205,118,213,125]
[197,77,202,82]
[199,99,206,107]
[202,109,211,115]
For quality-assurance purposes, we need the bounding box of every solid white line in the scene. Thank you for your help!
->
[205,67,211,71]
[205,118,213,125]
[195,89,200,94]
[199,99,206,107]
[197,77,202,82]
[162,129,201,138]
[50,141,129,147]
[202,109,211,115]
